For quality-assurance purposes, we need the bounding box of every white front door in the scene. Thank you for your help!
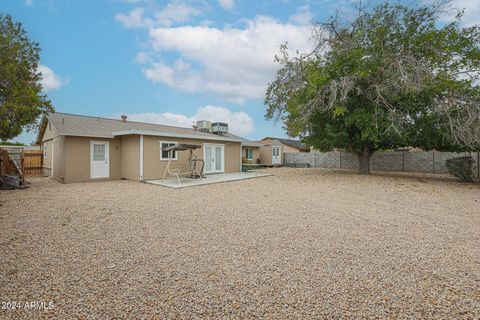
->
[204,144,224,174]
[90,141,109,179]
[272,146,281,165]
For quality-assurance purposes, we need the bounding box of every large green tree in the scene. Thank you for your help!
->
[0,14,53,141]
[265,1,480,174]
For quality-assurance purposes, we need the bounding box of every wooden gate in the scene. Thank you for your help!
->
[23,150,43,175]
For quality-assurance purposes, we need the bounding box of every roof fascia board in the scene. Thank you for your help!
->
[36,114,62,145]
[241,143,262,148]
[59,133,114,139]
[35,115,48,145]
[112,129,242,143]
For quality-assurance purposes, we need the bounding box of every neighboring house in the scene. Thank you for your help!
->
[36,112,253,184]
[241,141,262,164]
[257,139,283,166]
[258,137,310,153]
[229,135,263,164]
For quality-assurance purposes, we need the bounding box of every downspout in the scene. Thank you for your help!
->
[51,142,54,177]
[139,135,144,181]
[239,144,242,171]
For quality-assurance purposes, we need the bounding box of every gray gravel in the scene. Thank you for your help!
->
[1,168,479,319]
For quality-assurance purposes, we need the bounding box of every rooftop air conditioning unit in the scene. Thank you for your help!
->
[196,120,212,132]
[212,122,229,134]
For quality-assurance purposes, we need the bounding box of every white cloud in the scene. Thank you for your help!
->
[115,7,147,28]
[115,1,313,103]
[442,0,480,27]
[424,0,480,27]
[289,5,313,26]
[120,105,254,135]
[154,1,202,27]
[116,1,202,28]
[125,112,194,128]
[38,65,68,92]
[24,0,33,6]
[218,0,235,11]
[134,51,152,64]
[142,16,313,103]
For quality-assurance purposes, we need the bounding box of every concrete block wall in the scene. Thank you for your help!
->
[314,152,337,168]
[371,152,404,172]
[284,152,338,168]
[404,152,434,173]
[432,151,478,174]
[338,152,358,170]
[284,151,480,178]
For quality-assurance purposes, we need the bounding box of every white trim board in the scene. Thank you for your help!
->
[112,129,243,143]
[51,143,54,177]
[139,135,144,181]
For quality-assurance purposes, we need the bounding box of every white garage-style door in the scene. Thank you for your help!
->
[272,146,281,165]
[204,143,224,174]
[90,141,109,179]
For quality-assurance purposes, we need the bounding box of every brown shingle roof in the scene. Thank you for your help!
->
[261,137,309,151]
[37,112,256,144]
[48,112,202,137]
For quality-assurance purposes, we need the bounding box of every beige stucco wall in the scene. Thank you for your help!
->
[41,119,59,177]
[281,144,302,153]
[52,136,65,181]
[259,141,282,166]
[41,136,66,180]
[242,147,260,164]
[224,141,242,173]
[258,138,303,153]
[259,145,273,166]
[42,120,58,142]
[42,140,52,175]
[120,135,140,180]
[142,135,241,180]
[39,122,242,183]
[63,136,121,184]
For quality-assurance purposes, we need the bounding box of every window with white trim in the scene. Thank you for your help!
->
[43,144,47,158]
[246,148,253,160]
[160,141,178,160]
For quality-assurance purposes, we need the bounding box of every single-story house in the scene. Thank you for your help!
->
[258,137,310,153]
[36,112,259,184]
[229,135,283,166]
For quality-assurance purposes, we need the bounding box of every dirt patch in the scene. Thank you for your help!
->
[1,168,479,318]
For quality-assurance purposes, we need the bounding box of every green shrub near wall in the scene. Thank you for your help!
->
[446,157,476,183]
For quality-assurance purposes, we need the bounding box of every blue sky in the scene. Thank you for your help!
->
[2,0,477,144]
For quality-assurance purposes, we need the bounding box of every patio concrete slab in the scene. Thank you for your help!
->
[144,171,272,188]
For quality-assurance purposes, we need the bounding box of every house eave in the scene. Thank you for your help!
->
[241,142,262,148]
[60,133,114,139]
[112,129,243,143]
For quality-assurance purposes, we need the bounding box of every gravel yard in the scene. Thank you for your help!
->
[1,168,479,319]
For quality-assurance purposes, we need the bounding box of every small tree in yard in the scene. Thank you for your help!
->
[265,1,480,174]
[0,14,53,141]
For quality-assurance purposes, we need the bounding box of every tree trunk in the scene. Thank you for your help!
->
[358,147,371,175]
